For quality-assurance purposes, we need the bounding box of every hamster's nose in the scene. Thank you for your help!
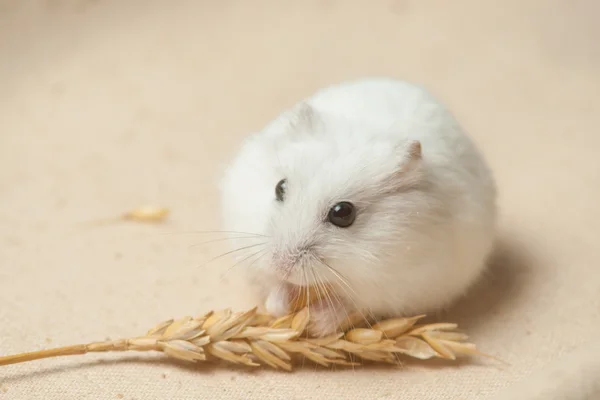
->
[272,244,315,266]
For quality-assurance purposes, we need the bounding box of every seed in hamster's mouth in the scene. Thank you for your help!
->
[286,283,337,309]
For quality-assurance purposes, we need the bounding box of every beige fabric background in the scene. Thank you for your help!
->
[1,1,599,399]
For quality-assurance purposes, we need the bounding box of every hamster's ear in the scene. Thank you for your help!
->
[405,140,422,162]
[388,140,423,191]
[286,102,320,134]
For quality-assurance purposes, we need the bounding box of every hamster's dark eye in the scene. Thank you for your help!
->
[328,202,356,228]
[275,179,287,202]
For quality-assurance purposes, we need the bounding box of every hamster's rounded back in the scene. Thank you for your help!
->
[219,77,496,317]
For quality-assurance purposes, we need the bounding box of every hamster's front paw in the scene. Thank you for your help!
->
[264,285,291,317]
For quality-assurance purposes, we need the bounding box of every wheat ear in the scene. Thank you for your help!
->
[0,307,495,371]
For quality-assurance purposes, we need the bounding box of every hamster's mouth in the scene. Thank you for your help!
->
[280,275,333,288]
[284,282,338,309]
[274,266,335,287]
[271,251,335,287]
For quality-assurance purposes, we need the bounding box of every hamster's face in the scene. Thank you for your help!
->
[219,113,429,297]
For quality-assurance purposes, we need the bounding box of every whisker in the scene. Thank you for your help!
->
[322,277,372,368]
[309,264,334,312]
[159,229,269,238]
[188,235,264,249]
[310,259,363,372]
[315,258,401,365]
[271,268,295,314]
[325,246,380,265]
[196,242,267,269]
[313,261,352,326]
[219,247,267,282]
[305,265,322,373]
[310,264,344,330]
[312,258,356,302]
[309,264,356,372]
[314,258,375,329]
[246,249,267,271]
[299,264,309,370]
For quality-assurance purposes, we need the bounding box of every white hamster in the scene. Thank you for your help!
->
[219,77,497,336]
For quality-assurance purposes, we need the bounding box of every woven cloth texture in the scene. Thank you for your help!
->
[1,1,599,399]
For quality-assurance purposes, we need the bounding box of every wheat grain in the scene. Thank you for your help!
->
[122,206,169,222]
[80,205,170,226]
[0,306,498,370]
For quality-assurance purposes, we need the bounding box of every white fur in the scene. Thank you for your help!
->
[219,77,497,335]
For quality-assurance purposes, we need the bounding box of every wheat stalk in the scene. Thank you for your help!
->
[0,307,494,371]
